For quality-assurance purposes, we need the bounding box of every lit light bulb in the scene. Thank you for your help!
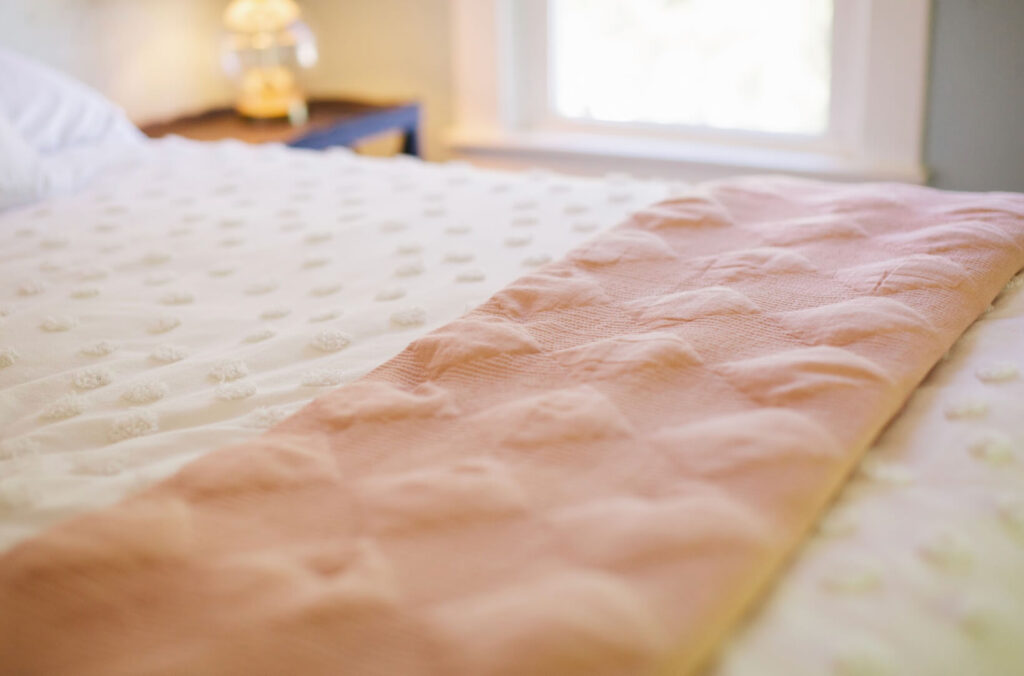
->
[221,0,318,121]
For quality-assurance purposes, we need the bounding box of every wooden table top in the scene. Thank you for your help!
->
[140,99,417,144]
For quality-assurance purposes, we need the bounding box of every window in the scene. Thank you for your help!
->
[549,0,833,136]
[450,0,931,183]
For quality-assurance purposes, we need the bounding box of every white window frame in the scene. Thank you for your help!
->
[448,0,931,183]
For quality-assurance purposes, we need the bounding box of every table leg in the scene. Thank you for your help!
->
[401,105,422,157]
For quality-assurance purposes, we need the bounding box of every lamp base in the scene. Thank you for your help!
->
[235,66,308,124]
[236,99,309,125]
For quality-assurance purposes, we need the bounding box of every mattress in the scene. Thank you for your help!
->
[1,140,1023,675]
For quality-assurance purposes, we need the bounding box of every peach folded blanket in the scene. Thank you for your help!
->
[2,177,1023,676]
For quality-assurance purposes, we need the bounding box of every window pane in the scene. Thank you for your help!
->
[550,0,833,135]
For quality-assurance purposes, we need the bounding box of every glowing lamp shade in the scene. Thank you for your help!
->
[221,0,318,120]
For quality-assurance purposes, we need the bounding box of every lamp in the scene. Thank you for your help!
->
[221,0,318,122]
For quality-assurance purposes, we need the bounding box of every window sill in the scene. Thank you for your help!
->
[446,127,928,185]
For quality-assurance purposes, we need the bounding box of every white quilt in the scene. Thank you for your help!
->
[0,137,670,550]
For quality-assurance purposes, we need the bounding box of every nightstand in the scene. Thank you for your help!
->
[141,99,422,157]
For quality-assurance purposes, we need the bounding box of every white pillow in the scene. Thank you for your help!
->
[0,47,141,154]
[0,111,135,212]
[0,112,52,210]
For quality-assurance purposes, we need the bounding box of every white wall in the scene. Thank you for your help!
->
[0,0,231,124]
[300,0,453,160]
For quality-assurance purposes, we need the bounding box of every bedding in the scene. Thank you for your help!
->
[716,265,1024,675]
[0,110,136,210]
[0,137,670,549]
[1,153,1022,676]
[0,47,141,153]
[0,112,46,210]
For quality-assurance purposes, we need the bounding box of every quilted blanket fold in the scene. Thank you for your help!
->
[1,177,1022,676]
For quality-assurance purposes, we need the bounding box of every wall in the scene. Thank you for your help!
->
[0,0,230,124]
[925,0,1024,192]
[300,0,453,160]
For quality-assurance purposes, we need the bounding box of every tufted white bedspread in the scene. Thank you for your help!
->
[0,137,670,550]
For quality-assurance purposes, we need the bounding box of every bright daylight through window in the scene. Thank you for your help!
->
[549,0,833,136]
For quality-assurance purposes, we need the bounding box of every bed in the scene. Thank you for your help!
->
[2,50,1023,676]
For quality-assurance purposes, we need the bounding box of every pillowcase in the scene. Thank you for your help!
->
[0,47,141,154]
[0,112,52,210]
[0,111,134,212]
